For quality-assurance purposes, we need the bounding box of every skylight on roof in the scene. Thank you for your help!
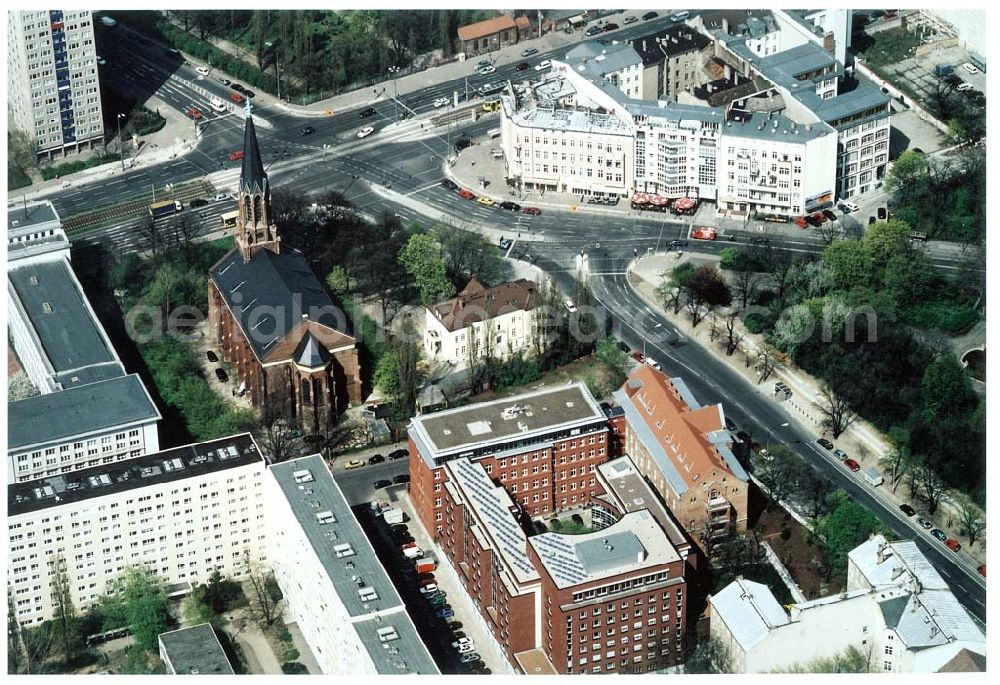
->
[467,421,492,436]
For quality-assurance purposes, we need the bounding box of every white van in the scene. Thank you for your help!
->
[488,127,501,139]
[863,467,884,487]
[100,16,117,27]
[670,11,690,23]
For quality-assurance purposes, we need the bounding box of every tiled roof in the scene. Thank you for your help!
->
[458,15,516,41]
[428,278,537,332]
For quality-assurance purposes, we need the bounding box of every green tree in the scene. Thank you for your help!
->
[863,218,911,268]
[8,370,39,401]
[398,233,454,305]
[884,149,929,207]
[8,593,25,674]
[771,644,872,673]
[816,491,886,571]
[594,337,629,388]
[433,223,512,287]
[99,566,170,652]
[920,354,978,423]
[883,250,931,305]
[683,265,732,327]
[755,445,806,510]
[822,240,870,291]
[657,262,696,314]
[685,635,732,674]
[180,590,216,627]
[49,555,82,663]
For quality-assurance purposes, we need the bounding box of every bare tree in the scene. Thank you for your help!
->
[815,381,857,438]
[243,554,283,627]
[8,592,25,674]
[725,314,743,356]
[732,267,760,310]
[816,219,840,246]
[709,315,721,342]
[658,281,682,314]
[909,458,947,515]
[256,399,301,463]
[49,555,78,663]
[172,214,199,262]
[955,494,985,546]
[756,346,776,384]
[136,214,161,258]
[755,445,805,510]
[879,444,913,494]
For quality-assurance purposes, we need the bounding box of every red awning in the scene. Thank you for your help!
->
[650,195,669,206]
[673,197,696,210]
[632,192,650,203]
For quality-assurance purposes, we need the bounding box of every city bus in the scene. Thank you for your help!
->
[220,210,239,229]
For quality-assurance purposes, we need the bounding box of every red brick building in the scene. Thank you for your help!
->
[613,366,750,553]
[457,14,533,57]
[207,104,361,433]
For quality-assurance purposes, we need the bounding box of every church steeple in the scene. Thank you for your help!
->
[234,100,280,262]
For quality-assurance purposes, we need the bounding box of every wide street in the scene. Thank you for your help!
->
[57,13,985,626]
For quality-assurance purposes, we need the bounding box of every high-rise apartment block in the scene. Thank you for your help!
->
[7,10,105,160]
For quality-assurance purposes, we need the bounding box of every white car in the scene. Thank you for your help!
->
[100,16,116,27]
[452,637,473,648]
[535,60,551,72]
[839,200,859,213]
[96,56,107,66]
[195,66,210,76]
[644,357,662,371]
[457,643,475,654]
[357,126,375,138]
[957,82,974,92]
[962,62,979,75]
[209,99,227,113]
[433,97,450,108]
[477,64,496,75]
[564,300,578,313]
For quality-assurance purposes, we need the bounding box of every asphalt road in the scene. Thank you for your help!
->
[64,19,987,625]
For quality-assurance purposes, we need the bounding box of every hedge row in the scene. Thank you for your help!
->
[40,153,118,181]
[8,163,32,191]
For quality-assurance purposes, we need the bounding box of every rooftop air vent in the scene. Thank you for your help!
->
[293,469,314,484]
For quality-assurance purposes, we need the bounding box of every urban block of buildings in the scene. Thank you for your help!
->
[457,13,533,57]
[7,9,105,160]
[207,103,362,432]
[423,278,539,367]
[499,9,888,219]
[7,200,161,484]
[158,623,235,675]
[709,534,986,673]
[407,366,753,673]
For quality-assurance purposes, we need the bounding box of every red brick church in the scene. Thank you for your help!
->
[207,103,361,432]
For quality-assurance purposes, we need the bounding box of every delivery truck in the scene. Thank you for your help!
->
[863,467,884,487]
[415,555,436,574]
[149,199,182,219]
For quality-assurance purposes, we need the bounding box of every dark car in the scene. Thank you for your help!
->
[930,528,947,542]
[725,418,737,432]
[603,22,619,32]
[816,437,834,450]
[447,621,463,631]
[669,239,689,248]
[521,207,542,215]
[393,474,411,485]
[616,340,630,353]
[243,89,256,99]
[418,572,435,582]
[189,198,209,208]
[877,207,887,220]
[585,25,603,37]
[368,454,385,465]
[516,62,530,71]
[206,350,219,363]
[373,479,392,490]
[360,107,377,118]
[899,503,916,516]
[822,209,837,222]
[214,368,228,383]
[440,178,458,191]
[300,126,315,136]
[500,201,521,211]
[454,138,472,153]
[391,524,409,535]
[230,83,246,93]
[868,216,877,225]
[805,214,821,227]
[643,11,659,20]
[388,449,408,461]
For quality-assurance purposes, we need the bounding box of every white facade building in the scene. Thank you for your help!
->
[7,10,105,160]
[7,434,268,627]
[424,278,539,367]
[266,456,439,675]
[709,535,985,673]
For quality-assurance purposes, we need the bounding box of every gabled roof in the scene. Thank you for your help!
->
[427,278,537,333]
[710,578,789,651]
[239,103,268,196]
[458,15,517,41]
[209,247,354,363]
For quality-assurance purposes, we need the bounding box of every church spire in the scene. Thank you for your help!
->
[234,99,279,262]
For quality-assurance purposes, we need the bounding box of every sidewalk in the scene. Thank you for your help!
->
[626,252,986,567]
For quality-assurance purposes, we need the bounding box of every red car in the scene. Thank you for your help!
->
[945,539,961,552]
[631,351,645,363]
[185,107,202,120]
[458,189,476,200]
[691,226,716,240]
[229,92,245,104]
[522,207,542,215]
[844,458,861,472]
[228,150,244,161]
[794,216,809,229]
[978,564,986,577]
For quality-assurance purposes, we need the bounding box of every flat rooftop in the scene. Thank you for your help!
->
[597,456,690,552]
[7,200,59,231]
[269,455,438,674]
[529,509,680,589]
[8,373,159,451]
[8,433,263,516]
[8,258,118,374]
[158,623,234,675]
[409,382,606,460]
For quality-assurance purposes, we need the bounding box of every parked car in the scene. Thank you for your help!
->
[521,207,542,215]
[839,200,859,212]
[360,107,377,118]
[832,448,849,461]
[476,196,496,207]
[456,643,476,654]
[429,594,448,605]
[100,15,117,27]
[458,189,477,200]
[957,82,974,92]
[631,351,645,363]
[228,150,244,161]
[357,126,375,138]
[643,11,659,20]
[535,60,551,71]
[916,516,933,530]
[877,207,887,220]
[822,209,837,222]
[460,652,481,663]
[206,350,219,363]
[962,62,979,75]
[393,474,410,485]
[195,65,210,76]
[388,449,408,460]
[899,503,916,516]
[500,201,521,211]
[344,459,364,470]
[623,16,638,25]
[435,608,454,619]
[930,528,947,542]
[670,11,691,22]
[977,564,986,577]
[440,179,458,191]
[516,61,530,71]
[521,47,539,57]
[585,25,603,37]
[564,300,578,313]
[603,22,619,32]
[243,89,256,99]
[844,458,861,472]
[214,368,228,383]
[452,637,473,648]
[216,76,231,86]
[499,238,512,250]
[816,437,834,450]
[794,217,809,228]
[185,107,202,120]
[368,454,385,465]
[644,357,661,371]
[373,479,392,490]
[299,126,315,136]
[447,621,463,631]
[945,538,961,552]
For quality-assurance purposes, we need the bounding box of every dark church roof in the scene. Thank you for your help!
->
[209,248,352,363]
[294,332,330,368]
[239,102,268,196]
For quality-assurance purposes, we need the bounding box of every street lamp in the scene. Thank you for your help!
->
[387,65,400,121]
[116,113,126,171]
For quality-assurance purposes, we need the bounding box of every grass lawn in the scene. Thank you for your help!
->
[863,28,920,69]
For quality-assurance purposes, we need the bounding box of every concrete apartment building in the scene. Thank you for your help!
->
[7,10,105,160]
[7,434,268,627]
[266,456,438,675]
[7,200,161,484]
[563,41,644,99]
[612,366,749,553]
[709,535,985,673]
[424,278,539,367]
[408,382,612,537]
[631,24,711,101]
[158,623,235,675]
[435,454,690,674]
